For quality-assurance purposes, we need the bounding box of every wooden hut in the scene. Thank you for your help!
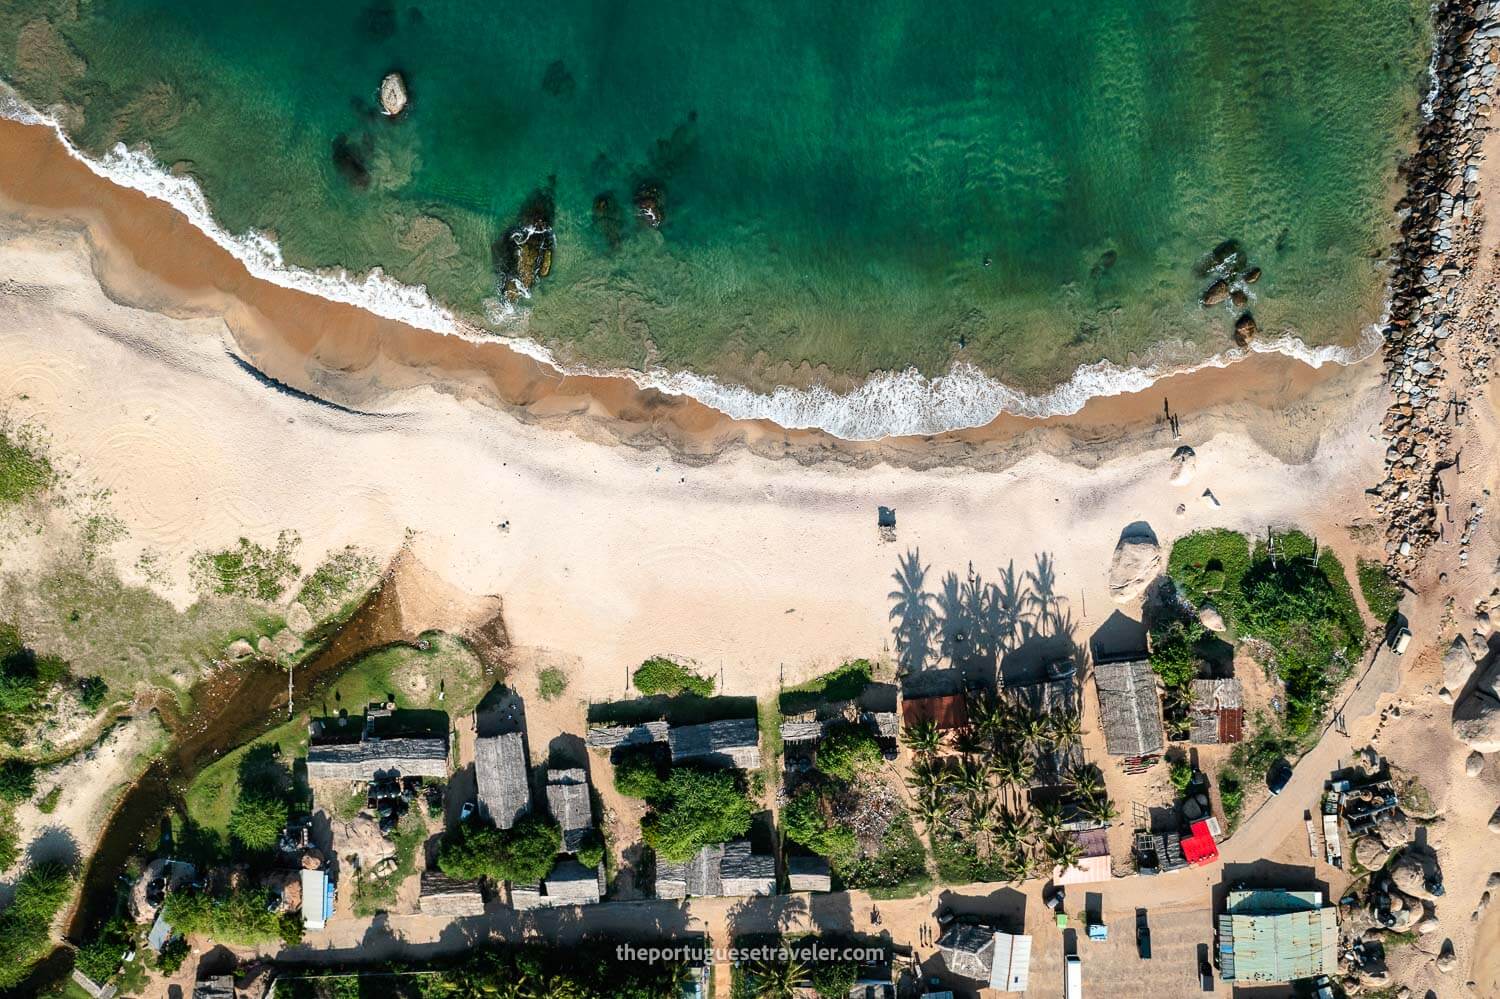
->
[585,721,669,751]
[1190,678,1245,744]
[1093,657,1165,756]
[543,859,603,906]
[718,840,776,896]
[544,768,594,851]
[418,871,484,917]
[787,856,832,893]
[305,735,449,781]
[475,731,531,829]
[668,718,762,770]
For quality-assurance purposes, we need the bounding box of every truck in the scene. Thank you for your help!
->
[1066,955,1083,999]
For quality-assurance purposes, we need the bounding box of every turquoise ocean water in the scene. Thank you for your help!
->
[1,0,1430,400]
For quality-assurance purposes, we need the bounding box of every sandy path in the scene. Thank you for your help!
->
[0,227,1389,707]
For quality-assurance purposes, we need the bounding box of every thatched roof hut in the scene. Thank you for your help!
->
[787,855,832,893]
[543,859,603,906]
[192,978,236,999]
[305,735,449,781]
[779,717,826,745]
[939,924,996,981]
[1190,678,1245,744]
[719,840,776,896]
[656,843,724,900]
[475,731,531,829]
[586,721,669,750]
[1094,657,1164,756]
[545,768,593,851]
[668,718,762,770]
[418,871,484,917]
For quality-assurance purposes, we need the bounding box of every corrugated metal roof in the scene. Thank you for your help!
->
[990,933,1031,993]
[301,869,330,930]
[1221,891,1337,983]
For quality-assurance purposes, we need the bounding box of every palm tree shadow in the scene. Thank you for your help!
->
[889,549,938,674]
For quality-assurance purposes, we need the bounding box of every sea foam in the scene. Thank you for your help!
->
[0,85,1379,442]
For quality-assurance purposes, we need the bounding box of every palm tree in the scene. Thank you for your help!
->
[913,787,951,835]
[748,957,809,999]
[1019,713,1050,749]
[1045,832,1084,875]
[998,841,1037,884]
[1081,794,1119,826]
[906,757,951,794]
[902,718,942,757]
[968,693,1005,744]
[954,757,989,795]
[1048,709,1083,747]
[953,725,987,758]
[1035,801,1065,839]
[1067,764,1103,803]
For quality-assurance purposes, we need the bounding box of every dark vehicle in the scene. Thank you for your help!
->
[1199,957,1215,991]
[1267,759,1294,795]
[1136,909,1151,959]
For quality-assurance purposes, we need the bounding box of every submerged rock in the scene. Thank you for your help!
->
[379,72,408,116]
[635,182,665,227]
[1230,288,1248,308]
[1202,279,1230,306]
[1244,266,1262,284]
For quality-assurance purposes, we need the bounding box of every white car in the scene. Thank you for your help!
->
[1392,628,1412,655]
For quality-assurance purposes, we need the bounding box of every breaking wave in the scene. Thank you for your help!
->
[1,84,1377,442]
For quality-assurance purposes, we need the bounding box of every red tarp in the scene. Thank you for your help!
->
[1181,819,1219,866]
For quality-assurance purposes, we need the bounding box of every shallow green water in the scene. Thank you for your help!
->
[2,0,1430,391]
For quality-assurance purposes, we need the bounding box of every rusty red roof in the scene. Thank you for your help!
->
[901,693,969,730]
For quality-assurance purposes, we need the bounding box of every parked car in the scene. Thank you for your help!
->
[459,801,476,823]
[1136,910,1151,959]
[1268,759,1294,795]
[1391,627,1412,655]
[1199,957,1215,991]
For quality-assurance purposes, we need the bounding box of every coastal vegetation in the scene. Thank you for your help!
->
[0,860,75,989]
[612,755,752,862]
[293,545,378,619]
[538,665,568,701]
[778,659,873,716]
[191,531,303,601]
[438,813,561,884]
[0,425,52,506]
[1357,557,1404,624]
[632,656,714,698]
[161,886,304,947]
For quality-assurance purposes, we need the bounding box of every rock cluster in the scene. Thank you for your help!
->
[379,72,408,116]
[1373,0,1500,577]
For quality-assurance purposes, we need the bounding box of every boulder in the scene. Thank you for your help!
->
[1491,805,1500,834]
[226,639,255,661]
[1467,751,1486,778]
[1108,533,1161,603]
[1198,606,1226,632]
[1390,851,1437,899]
[286,601,314,636]
[1244,267,1262,284]
[1417,915,1441,935]
[1436,940,1457,973]
[1202,279,1230,306]
[1454,689,1500,753]
[1442,635,1478,691]
[1488,871,1500,889]
[1169,445,1196,486]
[1354,836,1390,870]
[256,636,274,657]
[379,72,408,116]
[1229,288,1248,308]
[272,629,302,656]
[1233,312,1258,347]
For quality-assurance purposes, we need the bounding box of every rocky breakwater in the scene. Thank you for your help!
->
[1374,0,1500,577]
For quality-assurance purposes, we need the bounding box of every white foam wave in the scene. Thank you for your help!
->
[1,83,1380,442]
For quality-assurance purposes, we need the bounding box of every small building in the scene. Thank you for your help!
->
[937,924,1031,992]
[545,768,594,851]
[475,731,531,829]
[656,840,775,898]
[779,716,827,746]
[900,693,969,731]
[1094,657,1165,757]
[787,855,832,893]
[862,709,900,741]
[1190,678,1245,744]
[305,735,449,781]
[192,978,236,999]
[418,871,484,917]
[1218,889,1338,984]
[668,718,762,770]
[300,868,332,931]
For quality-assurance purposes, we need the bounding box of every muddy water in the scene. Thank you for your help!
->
[63,576,409,943]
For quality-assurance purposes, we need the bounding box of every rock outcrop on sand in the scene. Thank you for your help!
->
[1467,750,1487,776]
[1198,605,1226,632]
[379,72,408,116]
[1453,636,1500,750]
[1169,445,1196,485]
[1108,531,1161,603]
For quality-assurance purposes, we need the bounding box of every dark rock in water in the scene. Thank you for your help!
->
[1234,312,1258,347]
[592,192,624,250]
[359,0,398,40]
[635,182,665,227]
[542,60,576,98]
[1090,248,1118,279]
[1230,288,1248,308]
[331,133,372,188]
[1200,239,1245,276]
[496,193,557,302]
[1201,279,1230,306]
[379,72,408,116]
[1244,266,1262,284]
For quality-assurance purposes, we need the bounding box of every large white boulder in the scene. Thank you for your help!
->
[380,72,408,116]
[1109,534,1161,603]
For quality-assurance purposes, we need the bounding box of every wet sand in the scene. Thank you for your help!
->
[0,116,1365,470]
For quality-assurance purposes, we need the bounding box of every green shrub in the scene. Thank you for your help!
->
[0,760,36,803]
[575,829,605,869]
[0,430,51,506]
[1357,558,1402,624]
[538,667,568,701]
[613,751,665,799]
[294,546,377,617]
[191,531,302,601]
[836,814,927,892]
[78,675,109,712]
[162,887,292,947]
[782,786,856,864]
[34,785,59,814]
[1217,768,1245,829]
[0,861,75,988]
[1148,617,1205,690]
[229,790,288,851]
[1169,761,1195,796]
[641,767,753,862]
[438,813,561,884]
[156,935,189,974]
[631,657,714,697]
[0,803,18,869]
[1167,529,1252,617]
[810,962,858,998]
[779,660,874,715]
[815,726,882,781]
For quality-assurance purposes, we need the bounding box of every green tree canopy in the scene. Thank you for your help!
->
[641,767,752,862]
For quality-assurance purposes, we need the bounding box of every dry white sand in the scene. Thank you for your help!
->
[0,223,1390,705]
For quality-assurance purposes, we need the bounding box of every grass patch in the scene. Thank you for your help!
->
[778,659,873,716]
[191,531,302,601]
[840,814,930,897]
[1357,558,1402,624]
[0,427,52,506]
[295,546,379,619]
[632,656,714,697]
[1166,528,1252,617]
[537,666,568,701]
